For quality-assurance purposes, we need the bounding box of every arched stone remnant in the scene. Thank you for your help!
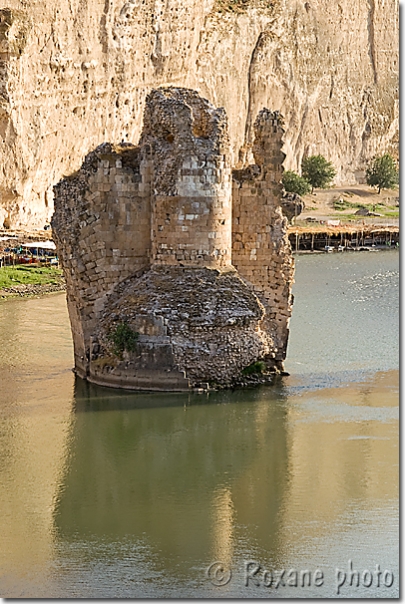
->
[52,87,294,391]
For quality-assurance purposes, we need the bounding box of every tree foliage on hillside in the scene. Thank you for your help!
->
[365,153,399,194]
[282,170,311,196]
[301,155,336,192]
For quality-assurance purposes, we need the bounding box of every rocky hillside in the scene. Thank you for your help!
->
[0,0,399,228]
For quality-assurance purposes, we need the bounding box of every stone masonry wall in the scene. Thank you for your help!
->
[52,143,152,377]
[232,109,294,364]
[52,87,293,390]
[141,89,233,269]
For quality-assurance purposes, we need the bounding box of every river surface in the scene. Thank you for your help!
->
[0,251,398,598]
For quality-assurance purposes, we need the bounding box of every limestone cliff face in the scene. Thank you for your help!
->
[0,0,398,228]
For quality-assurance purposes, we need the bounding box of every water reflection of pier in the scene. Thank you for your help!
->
[52,378,291,580]
[48,373,398,596]
[0,270,398,597]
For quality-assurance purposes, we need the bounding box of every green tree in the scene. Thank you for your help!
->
[282,170,311,196]
[301,155,336,192]
[365,153,399,194]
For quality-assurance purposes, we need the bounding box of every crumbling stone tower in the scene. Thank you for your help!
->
[52,87,294,391]
[141,89,232,269]
[232,109,294,365]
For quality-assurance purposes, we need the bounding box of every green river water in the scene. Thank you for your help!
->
[0,251,399,598]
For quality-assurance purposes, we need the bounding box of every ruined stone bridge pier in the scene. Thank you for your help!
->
[52,87,294,391]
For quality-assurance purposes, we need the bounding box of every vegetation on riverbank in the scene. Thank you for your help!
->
[332,198,399,217]
[294,184,399,224]
[0,265,62,289]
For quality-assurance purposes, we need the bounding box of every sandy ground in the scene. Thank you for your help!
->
[297,184,399,222]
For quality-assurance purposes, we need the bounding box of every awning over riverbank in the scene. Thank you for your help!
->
[288,224,399,237]
[288,224,399,252]
[21,241,56,250]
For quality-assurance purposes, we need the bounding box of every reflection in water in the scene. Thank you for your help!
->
[54,379,290,578]
[0,252,399,597]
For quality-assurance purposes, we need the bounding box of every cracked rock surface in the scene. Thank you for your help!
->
[0,0,398,228]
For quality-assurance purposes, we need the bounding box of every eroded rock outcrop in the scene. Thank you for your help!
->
[52,87,293,391]
[0,0,399,228]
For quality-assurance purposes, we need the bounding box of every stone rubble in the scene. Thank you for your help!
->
[0,280,65,298]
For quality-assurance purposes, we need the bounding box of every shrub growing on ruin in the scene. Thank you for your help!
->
[241,361,266,376]
[108,323,139,358]
[282,170,311,196]
[366,153,399,194]
[301,155,336,192]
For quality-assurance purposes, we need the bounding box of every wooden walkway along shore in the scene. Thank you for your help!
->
[288,223,399,252]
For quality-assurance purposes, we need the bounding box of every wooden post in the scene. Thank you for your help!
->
[311,233,314,251]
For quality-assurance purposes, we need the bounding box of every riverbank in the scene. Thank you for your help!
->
[298,184,399,222]
[0,282,66,299]
[287,184,399,251]
[0,266,65,299]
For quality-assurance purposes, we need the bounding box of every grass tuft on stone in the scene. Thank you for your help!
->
[108,322,139,358]
[241,360,266,376]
